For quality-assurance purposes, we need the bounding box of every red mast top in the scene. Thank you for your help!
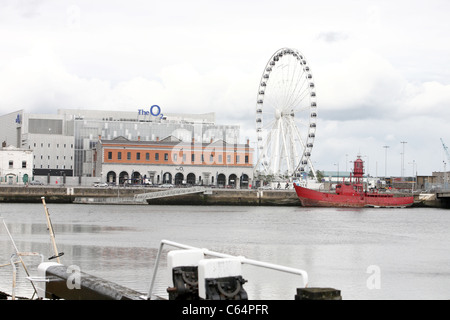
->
[353,156,364,178]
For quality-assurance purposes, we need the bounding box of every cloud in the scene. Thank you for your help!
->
[316,31,349,43]
[1,0,449,176]
[316,48,406,120]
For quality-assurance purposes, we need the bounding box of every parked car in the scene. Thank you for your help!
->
[29,180,44,185]
[160,183,174,188]
[93,182,108,187]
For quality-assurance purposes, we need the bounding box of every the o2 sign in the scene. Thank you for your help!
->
[138,105,164,119]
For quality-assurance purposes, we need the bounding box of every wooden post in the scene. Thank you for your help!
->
[295,288,342,300]
[41,197,62,263]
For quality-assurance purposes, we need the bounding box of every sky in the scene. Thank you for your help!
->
[1,0,449,177]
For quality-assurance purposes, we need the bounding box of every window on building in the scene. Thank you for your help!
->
[219,155,223,163]
[210,154,214,162]
[173,154,178,161]
[183,154,186,162]
[201,154,204,162]
[191,154,195,162]
[227,155,231,163]
[146,153,150,161]
[136,152,140,160]
[155,153,159,161]
[245,155,249,164]
[127,152,131,160]
[22,161,26,168]
[9,160,13,168]
[164,153,168,161]
[118,152,122,160]
[236,155,240,163]
[108,152,112,160]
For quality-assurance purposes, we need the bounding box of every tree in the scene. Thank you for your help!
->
[309,170,324,182]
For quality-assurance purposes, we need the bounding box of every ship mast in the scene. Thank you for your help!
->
[353,155,364,193]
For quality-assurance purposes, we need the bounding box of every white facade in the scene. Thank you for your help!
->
[99,163,253,188]
[0,109,243,180]
[0,145,33,184]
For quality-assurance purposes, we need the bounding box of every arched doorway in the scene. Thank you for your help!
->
[163,172,172,184]
[240,174,249,189]
[217,173,226,187]
[186,173,196,186]
[174,172,184,186]
[228,174,237,188]
[119,171,128,185]
[107,171,116,185]
[131,171,141,184]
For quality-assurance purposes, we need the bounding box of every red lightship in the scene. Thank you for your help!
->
[294,156,414,208]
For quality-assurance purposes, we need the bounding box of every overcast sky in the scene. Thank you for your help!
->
[1,0,449,176]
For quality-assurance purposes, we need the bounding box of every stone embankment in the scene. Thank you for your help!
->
[0,186,300,206]
[0,186,442,207]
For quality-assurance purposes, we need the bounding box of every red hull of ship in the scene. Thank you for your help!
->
[294,184,414,208]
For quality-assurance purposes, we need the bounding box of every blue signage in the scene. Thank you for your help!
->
[15,114,21,124]
[138,105,164,119]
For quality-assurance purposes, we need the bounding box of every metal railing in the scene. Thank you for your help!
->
[144,239,309,300]
[134,186,207,202]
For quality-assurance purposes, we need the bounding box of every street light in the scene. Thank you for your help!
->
[409,160,416,190]
[383,146,389,177]
[401,141,407,178]
[334,162,339,183]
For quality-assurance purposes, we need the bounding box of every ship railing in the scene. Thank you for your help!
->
[144,239,309,300]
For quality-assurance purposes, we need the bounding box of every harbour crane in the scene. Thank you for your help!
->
[441,138,450,163]
[440,138,450,188]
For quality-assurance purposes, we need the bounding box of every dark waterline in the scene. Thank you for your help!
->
[0,203,449,300]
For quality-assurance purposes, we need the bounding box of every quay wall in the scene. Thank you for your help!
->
[0,186,300,206]
[0,186,147,203]
[0,186,443,207]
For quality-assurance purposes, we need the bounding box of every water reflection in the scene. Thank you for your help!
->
[1,203,449,300]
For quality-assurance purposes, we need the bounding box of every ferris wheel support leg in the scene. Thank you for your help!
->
[307,158,318,180]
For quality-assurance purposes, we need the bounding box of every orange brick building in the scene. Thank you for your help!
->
[94,136,254,188]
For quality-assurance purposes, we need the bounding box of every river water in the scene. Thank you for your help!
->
[0,203,448,300]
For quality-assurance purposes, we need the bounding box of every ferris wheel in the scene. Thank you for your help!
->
[255,48,317,181]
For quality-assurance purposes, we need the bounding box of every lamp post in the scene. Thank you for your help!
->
[409,160,416,190]
[383,145,389,177]
[401,141,407,178]
[334,162,339,183]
